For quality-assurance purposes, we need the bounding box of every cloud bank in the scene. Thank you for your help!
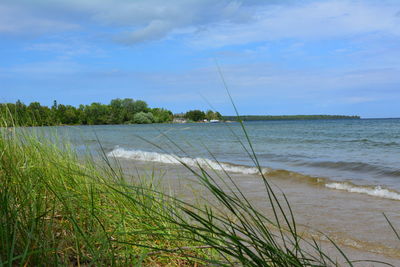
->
[1,0,399,46]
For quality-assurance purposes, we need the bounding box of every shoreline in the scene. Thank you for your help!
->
[117,158,400,265]
[107,147,400,201]
[3,116,376,128]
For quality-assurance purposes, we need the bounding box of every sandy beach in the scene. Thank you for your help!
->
[119,159,400,266]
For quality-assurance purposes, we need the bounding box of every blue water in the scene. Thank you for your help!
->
[43,118,400,191]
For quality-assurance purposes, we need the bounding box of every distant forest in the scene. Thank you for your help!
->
[0,99,224,126]
[223,115,360,121]
[0,99,173,126]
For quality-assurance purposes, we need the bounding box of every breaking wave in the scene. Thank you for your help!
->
[325,183,400,200]
[107,147,270,175]
[108,147,400,201]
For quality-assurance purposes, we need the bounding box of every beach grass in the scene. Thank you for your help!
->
[0,125,218,266]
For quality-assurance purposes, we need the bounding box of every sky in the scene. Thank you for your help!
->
[1,0,400,117]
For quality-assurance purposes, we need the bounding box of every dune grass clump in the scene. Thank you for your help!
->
[0,127,212,266]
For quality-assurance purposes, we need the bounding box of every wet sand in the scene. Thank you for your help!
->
[118,159,400,266]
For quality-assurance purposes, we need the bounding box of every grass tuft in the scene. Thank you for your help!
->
[0,126,210,266]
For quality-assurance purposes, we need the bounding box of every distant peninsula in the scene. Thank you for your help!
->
[223,115,360,121]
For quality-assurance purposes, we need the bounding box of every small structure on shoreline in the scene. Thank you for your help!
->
[173,118,188,123]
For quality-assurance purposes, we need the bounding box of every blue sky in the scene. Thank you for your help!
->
[1,0,400,117]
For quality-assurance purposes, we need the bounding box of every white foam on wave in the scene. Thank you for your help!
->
[108,148,400,201]
[107,147,270,175]
[325,182,400,200]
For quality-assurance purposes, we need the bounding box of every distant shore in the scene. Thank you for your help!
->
[222,115,361,121]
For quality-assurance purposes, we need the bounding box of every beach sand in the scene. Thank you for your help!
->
[118,159,400,266]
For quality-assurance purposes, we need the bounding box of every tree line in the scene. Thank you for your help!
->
[0,99,173,126]
[182,110,223,122]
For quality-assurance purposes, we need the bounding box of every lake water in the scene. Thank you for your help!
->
[50,118,400,200]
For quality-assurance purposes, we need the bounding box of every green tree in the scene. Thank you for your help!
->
[51,100,60,125]
[109,98,124,124]
[56,104,67,125]
[151,108,173,123]
[132,112,154,124]
[215,112,222,120]
[118,99,149,123]
[132,100,148,113]
[84,103,110,125]
[27,102,51,126]
[205,110,223,121]
[205,110,213,120]
[63,105,79,125]
[185,110,206,122]
[121,98,136,122]
[78,104,87,125]
[15,100,28,125]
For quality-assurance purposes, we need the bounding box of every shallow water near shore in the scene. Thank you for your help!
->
[28,119,400,263]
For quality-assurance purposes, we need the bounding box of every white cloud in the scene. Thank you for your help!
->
[0,4,78,35]
[191,1,400,47]
[116,20,173,44]
[0,0,255,43]
[88,0,256,44]
[1,0,400,46]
